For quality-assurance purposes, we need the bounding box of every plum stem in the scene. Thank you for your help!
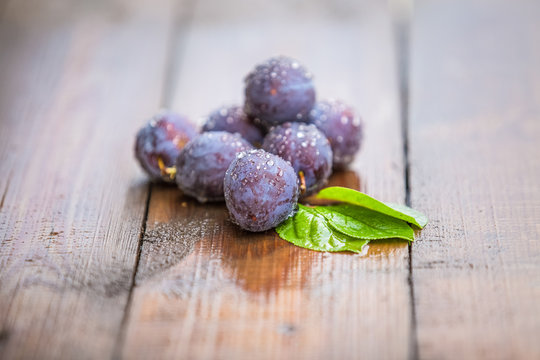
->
[157,157,177,180]
[298,171,306,194]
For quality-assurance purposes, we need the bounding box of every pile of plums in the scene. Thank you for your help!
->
[134,56,363,232]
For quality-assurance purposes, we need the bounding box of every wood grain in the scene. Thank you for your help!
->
[121,0,413,359]
[0,0,173,358]
[409,0,540,358]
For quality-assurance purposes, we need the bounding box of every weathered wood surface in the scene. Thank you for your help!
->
[1,0,540,358]
[409,0,540,359]
[120,0,412,359]
[0,0,174,358]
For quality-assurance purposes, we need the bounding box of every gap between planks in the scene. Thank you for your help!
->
[390,1,418,359]
[113,0,197,357]
[113,184,152,360]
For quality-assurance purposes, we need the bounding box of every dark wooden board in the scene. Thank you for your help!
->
[120,0,413,359]
[409,0,540,358]
[0,0,174,358]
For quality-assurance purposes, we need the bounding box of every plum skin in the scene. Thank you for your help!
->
[175,131,253,203]
[224,149,299,232]
[202,105,264,146]
[262,122,333,197]
[134,110,198,183]
[244,56,315,128]
[308,100,363,168]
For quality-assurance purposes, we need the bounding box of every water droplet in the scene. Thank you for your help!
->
[291,62,299,69]
[267,160,274,166]
[297,132,305,138]
[270,72,277,78]
[301,142,307,148]
[219,108,228,116]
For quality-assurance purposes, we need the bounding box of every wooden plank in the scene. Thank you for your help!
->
[121,0,412,359]
[0,0,174,358]
[409,0,540,358]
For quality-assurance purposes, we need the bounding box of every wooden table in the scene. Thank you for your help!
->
[1,0,539,359]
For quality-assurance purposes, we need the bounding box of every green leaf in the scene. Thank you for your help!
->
[313,204,414,241]
[316,187,428,228]
[276,204,369,253]
[384,203,429,229]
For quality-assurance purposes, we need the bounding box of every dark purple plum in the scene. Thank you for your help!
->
[175,131,253,203]
[224,149,299,232]
[308,100,363,168]
[201,105,264,146]
[244,56,315,128]
[262,122,332,196]
[135,110,198,182]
